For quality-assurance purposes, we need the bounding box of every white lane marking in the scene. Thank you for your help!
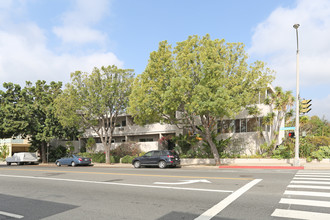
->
[294,177,330,181]
[271,209,330,220]
[154,179,211,185]
[280,198,330,208]
[288,184,330,190]
[0,174,232,193]
[0,211,24,219]
[297,172,330,175]
[194,179,262,220]
[291,180,330,185]
[285,190,330,198]
[296,174,330,177]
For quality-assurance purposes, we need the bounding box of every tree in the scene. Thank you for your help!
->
[0,81,76,163]
[55,65,134,164]
[249,87,294,154]
[25,80,75,163]
[129,34,274,165]
[0,83,30,138]
[301,115,330,137]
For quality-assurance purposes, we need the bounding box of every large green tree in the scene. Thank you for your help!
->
[129,34,274,164]
[1,81,75,162]
[0,83,30,138]
[25,80,75,163]
[249,87,295,154]
[55,65,134,164]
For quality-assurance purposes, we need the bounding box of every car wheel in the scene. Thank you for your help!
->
[158,160,166,169]
[56,161,61,167]
[71,161,76,167]
[133,161,141,168]
[6,162,11,166]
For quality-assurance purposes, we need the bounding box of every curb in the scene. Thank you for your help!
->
[218,165,304,170]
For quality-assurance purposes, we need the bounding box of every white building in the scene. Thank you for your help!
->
[82,87,285,156]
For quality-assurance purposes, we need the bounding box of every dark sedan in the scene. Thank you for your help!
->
[55,154,92,167]
[132,150,180,169]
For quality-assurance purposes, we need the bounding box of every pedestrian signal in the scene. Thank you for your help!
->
[288,132,295,138]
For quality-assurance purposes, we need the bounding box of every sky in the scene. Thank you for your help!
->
[0,0,329,121]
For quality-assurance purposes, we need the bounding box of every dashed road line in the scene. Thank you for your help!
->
[0,211,24,219]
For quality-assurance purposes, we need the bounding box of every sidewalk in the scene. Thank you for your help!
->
[1,160,330,169]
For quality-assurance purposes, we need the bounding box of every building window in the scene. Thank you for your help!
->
[241,119,247,132]
[139,138,153,142]
[218,120,234,133]
[247,118,258,132]
[235,119,240,133]
[122,120,126,127]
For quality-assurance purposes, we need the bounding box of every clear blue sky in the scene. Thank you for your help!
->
[0,0,329,120]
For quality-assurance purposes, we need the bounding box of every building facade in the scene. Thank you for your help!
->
[82,87,285,155]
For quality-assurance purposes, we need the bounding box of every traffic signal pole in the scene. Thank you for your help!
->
[293,24,300,167]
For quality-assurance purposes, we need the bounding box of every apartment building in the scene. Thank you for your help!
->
[82,86,284,155]
[82,115,180,153]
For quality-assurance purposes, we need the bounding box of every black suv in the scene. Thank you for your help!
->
[132,150,180,169]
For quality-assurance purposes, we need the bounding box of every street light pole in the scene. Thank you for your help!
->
[293,24,300,166]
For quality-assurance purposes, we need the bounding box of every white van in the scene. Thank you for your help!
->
[6,152,39,165]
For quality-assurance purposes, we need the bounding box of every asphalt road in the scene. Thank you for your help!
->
[0,165,330,220]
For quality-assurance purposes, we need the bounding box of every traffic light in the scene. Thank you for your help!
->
[301,99,312,114]
[288,132,295,138]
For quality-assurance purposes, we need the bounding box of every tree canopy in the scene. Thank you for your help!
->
[129,34,274,164]
[0,80,75,162]
[0,83,30,138]
[55,65,134,164]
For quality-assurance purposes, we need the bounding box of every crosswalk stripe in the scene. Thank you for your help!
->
[288,184,330,190]
[279,198,330,208]
[291,180,330,185]
[294,177,330,181]
[271,209,330,220]
[285,190,330,198]
[296,174,330,177]
[297,172,330,175]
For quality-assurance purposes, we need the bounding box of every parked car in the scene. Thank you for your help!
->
[55,154,92,167]
[132,150,180,169]
[6,152,39,165]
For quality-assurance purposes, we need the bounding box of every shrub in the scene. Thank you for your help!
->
[91,152,106,163]
[272,145,293,159]
[121,155,135,163]
[306,136,330,147]
[111,142,141,158]
[0,144,9,160]
[310,146,330,161]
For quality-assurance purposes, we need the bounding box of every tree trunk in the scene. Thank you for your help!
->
[41,141,47,163]
[105,143,111,164]
[205,134,220,165]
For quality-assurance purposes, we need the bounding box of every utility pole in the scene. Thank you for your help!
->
[293,23,300,166]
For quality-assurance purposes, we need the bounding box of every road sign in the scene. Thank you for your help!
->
[280,127,295,131]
